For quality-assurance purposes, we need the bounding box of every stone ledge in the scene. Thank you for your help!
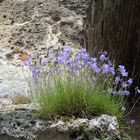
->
[0,106,120,140]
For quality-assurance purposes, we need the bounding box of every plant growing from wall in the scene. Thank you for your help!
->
[21,46,140,119]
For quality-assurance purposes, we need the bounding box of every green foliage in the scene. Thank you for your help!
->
[30,72,123,119]
[22,46,137,120]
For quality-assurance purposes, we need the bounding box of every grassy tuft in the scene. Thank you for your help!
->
[22,46,137,120]
[31,73,123,119]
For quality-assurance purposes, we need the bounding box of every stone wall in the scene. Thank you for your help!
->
[0,0,89,97]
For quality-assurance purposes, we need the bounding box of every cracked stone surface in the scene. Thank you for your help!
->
[0,110,120,140]
[0,0,89,99]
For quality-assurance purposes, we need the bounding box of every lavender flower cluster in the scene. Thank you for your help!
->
[21,46,140,96]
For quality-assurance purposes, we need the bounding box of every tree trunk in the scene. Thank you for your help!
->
[85,0,140,87]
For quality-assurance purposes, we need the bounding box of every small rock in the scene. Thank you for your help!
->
[108,123,116,132]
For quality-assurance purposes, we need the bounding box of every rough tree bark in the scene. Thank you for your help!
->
[85,0,140,87]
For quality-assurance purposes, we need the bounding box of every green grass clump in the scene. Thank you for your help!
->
[31,74,123,119]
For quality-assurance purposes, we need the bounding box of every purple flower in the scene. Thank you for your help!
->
[118,65,125,70]
[80,48,86,53]
[41,59,48,66]
[73,65,81,71]
[130,119,135,125]
[91,57,97,62]
[103,51,108,55]
[110,67,115,75]
[79,60,85,66]
[32,68,41,82]
[74,54,81,63]
[29,66,36,72]
[45,48,50,57]
[53,50,58,55]
[115,77,120,84]
[121,71,128,77]
[100,54,107,61]
[92,76,97,82]
[122,82,128,88]
[118,65,128,77]
[91,63,100,73]
[81,52,89,61]
[27,57,32,63]
[108,60,113,66]
[35,69,41,75]
[127,78,133,86]
[63,46,71,53]
[86,61,92,67]
[102,64,110,74]
[136,89,140,94]
[50,56,56,61]
[127,119,136,125]
[118,90,125,95]
[65,59,73,67]
[124,90,130,96]
[118,90,130,96]
[20,61,28,67]
[60,49,70,61]
[112,90,117,95]
[20,58,32,67]
[58,57,64,64]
